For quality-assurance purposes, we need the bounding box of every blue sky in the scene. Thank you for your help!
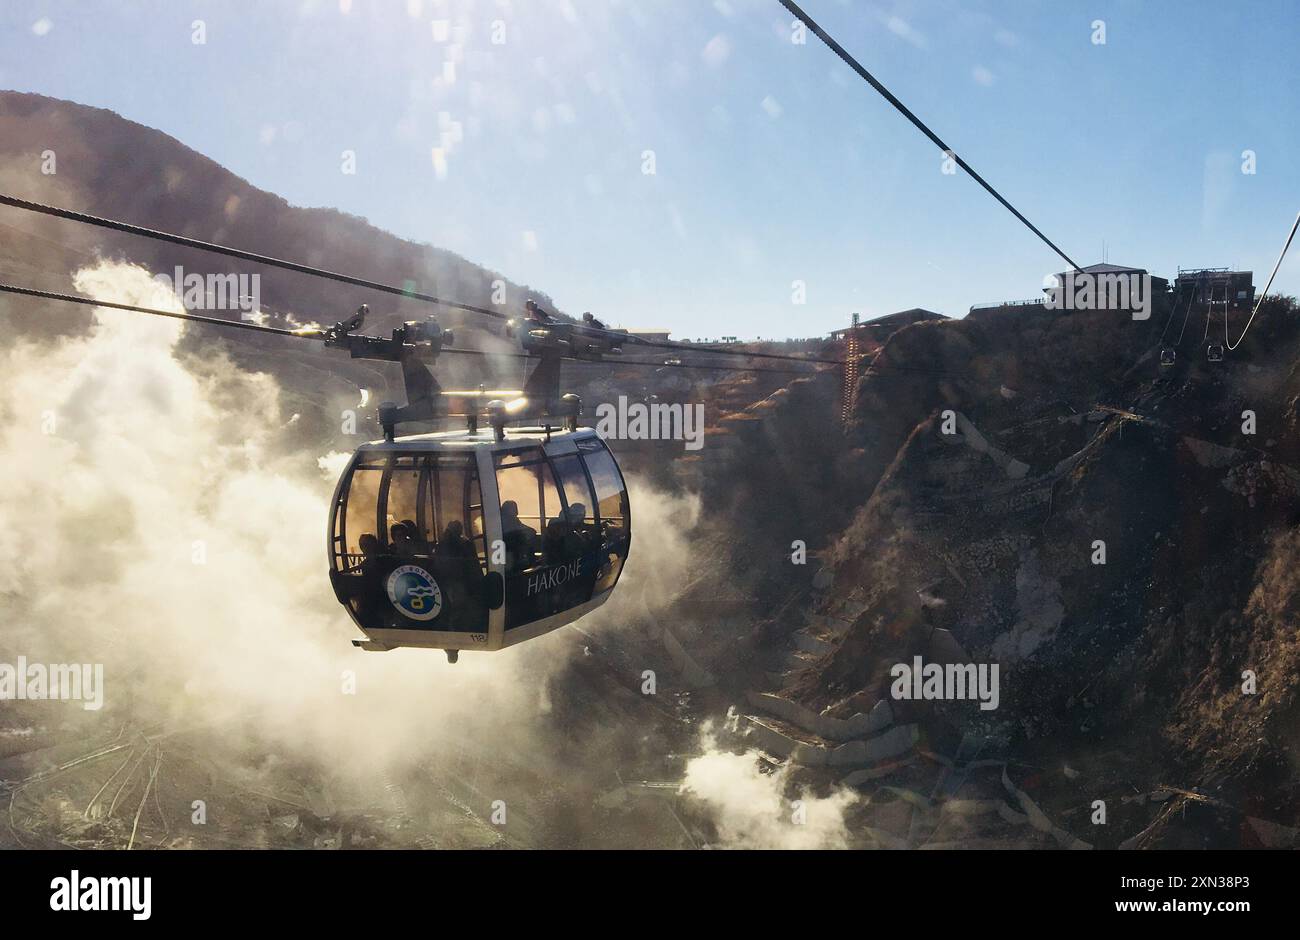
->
[1,0,1296,340]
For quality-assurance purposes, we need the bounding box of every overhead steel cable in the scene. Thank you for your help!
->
[1225,209,1300,351]
[0,281,816,375]
[1174,279,1200,346]
[0,282,317,338]
[0,191,510,321]
[626,338,843,366]
[575,356,816,375]
[1202,286,1214,344]
[622,330,969,372]
[1157,279,1193,346]
[0,191,870,369]
[0,281,972,379]
[625,332,971,376]
[778,0,1082,272]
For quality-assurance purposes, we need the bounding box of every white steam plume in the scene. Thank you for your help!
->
[0,262,539,777]
[0,261,713,847]
[680,723,859,849]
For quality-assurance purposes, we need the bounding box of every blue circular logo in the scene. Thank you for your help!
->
[386,565,444,622]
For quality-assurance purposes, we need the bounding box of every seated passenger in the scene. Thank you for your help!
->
[500,499,538,572]
[358,532,382,557]
[389,522,415,556]
[438,520,485,601]
[438,520,471,557]
[357,533,385,577]
[400,519,423,551]
[563,503,594,556]
[351,533,389,623]
[543,518,570,565]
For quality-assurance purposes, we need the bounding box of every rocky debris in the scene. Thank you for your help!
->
[1182,436,1246,469]
[927,629,970,665]
[1001,766,1091,850]
[842,755,917,786]
[939,411,1031,479]
[660,624,716,689]
[740,713,918,770]
[1244,815,1299,849]
[792,631,835,656]
[1222,458,1300,506]
[745,691,891,742]
[990,549,1066,661]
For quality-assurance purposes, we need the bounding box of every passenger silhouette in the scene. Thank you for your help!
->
[439,520,471,557]
[389,522,414,555]
[392,520,429,555]
[543,517,570,565]
[500,499,538,572]
[438,519,484,607]
[352,533,388,624]
[358,532,383,562]
[564,503,592,556]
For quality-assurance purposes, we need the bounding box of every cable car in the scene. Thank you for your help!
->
[1159,347,1176,367]
[328,425,630,659]
[1206,343,1224,363]
[319,303,632,660]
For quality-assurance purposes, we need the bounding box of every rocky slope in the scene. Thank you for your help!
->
[673,295,1300,848]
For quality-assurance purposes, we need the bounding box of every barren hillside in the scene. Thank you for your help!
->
[667,297,1300,848]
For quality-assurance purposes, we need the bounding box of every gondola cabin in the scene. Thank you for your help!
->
[328,426,630,659]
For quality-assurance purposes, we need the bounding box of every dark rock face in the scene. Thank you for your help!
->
[681,292,1300,846]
